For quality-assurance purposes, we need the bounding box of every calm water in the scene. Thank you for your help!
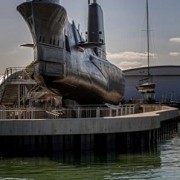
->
[0,134,180,180]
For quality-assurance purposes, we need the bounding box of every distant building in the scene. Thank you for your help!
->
[123,66,180,102]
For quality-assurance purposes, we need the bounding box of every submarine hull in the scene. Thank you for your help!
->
[17,0,125,105]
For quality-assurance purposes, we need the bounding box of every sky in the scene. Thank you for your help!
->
[0,0,180,75]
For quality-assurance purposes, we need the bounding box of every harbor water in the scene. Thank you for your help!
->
[0,128,179,180]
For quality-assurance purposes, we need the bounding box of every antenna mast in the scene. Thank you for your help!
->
[88,0,97,5]
[146,0,150,78]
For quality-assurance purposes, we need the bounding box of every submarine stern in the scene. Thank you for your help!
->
[17,0,69,92]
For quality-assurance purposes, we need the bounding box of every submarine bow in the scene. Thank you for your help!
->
[17,0,125,105]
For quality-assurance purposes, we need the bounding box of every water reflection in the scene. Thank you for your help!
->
[0,151,162,180]
[0,133,179,179]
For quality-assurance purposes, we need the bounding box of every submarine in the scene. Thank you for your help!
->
[17,0,125,105]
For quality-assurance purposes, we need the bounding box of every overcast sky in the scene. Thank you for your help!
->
[0,0,180,75]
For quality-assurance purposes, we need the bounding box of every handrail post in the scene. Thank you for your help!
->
[109,108,112,117]
[77,107,80,118]
[116,109,118,116]
[96,107,100,118]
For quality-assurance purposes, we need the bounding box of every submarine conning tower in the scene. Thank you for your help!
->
[26,0,60,5]
[88,0,106,59]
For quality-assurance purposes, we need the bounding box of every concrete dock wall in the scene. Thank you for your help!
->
[0,106,179,158]
[0,106,178,136]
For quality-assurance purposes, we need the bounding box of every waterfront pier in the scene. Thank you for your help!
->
[0,105,179,159]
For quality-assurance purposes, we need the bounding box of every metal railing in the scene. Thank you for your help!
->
[0,68,23,102]
[0,67,36,103]
[1,67,26,82]
[141,104,162,112]
[0,104,135,120]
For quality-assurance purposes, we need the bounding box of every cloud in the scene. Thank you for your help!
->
[169,52,180,56]
[107,51,155,61]
[169,38,180,43]
[118,61,143,69]
[107,51,156,69]
[107,51,145,61]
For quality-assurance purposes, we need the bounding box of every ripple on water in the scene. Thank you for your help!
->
[0,135,179,179]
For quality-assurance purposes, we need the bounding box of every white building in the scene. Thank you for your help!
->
[123,66,180,102]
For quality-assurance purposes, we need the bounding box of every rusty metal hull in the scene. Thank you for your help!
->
[17,0,125,105]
